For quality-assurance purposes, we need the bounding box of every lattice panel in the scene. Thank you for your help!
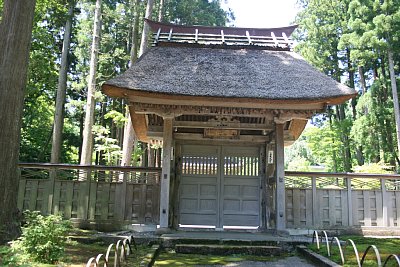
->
[182,156,218,175]
[223,156,259,176]
[285,176,312,189]
[316,177,346,189]
[351,178,381,190]
[385,179,400,191]
[127,172,160,184]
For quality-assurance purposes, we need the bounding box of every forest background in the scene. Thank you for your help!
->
[1,0,400,174]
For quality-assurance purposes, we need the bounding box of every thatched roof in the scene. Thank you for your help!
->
[103,46,356,104]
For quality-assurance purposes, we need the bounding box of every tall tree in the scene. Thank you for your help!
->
[80,0,102,166]
[121,0,154,167]
[51,0,75,164]
[20,0,71,163]
[296,0,354,172]
[0,0,36,243]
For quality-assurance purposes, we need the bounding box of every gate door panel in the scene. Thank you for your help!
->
[222,147,260,227]
[179,144,261,228]
[179,145,220,226]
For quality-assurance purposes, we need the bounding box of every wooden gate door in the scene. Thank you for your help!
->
[221,146,261,228]
[179,144,261,229]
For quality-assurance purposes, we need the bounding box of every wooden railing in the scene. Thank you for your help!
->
[284,171,400,229]
[18,163,161,230]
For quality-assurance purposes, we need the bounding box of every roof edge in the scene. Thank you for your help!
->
[102,84,357,107]
[145,19,298,38]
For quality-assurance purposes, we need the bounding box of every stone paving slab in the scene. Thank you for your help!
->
[195,256,317,266]
[160,231,313,243]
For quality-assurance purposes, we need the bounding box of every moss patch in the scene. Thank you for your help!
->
[308,235,400,267]
[153,249,289,266]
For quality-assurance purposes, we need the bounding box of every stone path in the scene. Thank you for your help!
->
[196,256,317,267]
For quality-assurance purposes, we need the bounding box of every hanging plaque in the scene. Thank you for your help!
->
[204,128,239,139]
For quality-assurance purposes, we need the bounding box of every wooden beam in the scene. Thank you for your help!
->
[147,127,294,143]
[159,117,173,229]
[175,132,269,143]
[271,32,279,46]
[173,120,274,130]
[282,32,290,46]
[275,122,286,231]
[132,102,316,118]
[246,30,252,44]
[168,28,173,41]
[155,28,161,44]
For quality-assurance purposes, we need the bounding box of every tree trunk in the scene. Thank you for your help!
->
[80,0,102,166]
[388,48,400,170]
[121,0,153,167]
[0,0,36,244]
[158,0,164,22]
[129,0,141,65]
[139,0,154,56]
[51,0,74,164]
[358,66,367,95]
[120,0,141,169]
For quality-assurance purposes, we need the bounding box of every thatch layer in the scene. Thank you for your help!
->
[104,46,356,101]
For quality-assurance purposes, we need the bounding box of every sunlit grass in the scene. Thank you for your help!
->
[308,235,400,267]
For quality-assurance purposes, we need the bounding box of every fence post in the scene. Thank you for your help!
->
[347,175,353,226]
[381,179,388,227]
[47,167,57,214]
[85,168,93,220]
[312,176,317,227]
[117,171,128,221]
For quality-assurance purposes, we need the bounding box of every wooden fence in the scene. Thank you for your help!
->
[17,164,400,230]
[18,163,161,230]
[285,171,400,229]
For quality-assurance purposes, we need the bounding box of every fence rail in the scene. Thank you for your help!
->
[285,171,400,229]
[18,163,161,229]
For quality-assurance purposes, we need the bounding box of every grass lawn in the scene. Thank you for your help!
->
[308,235,400,267]
[153,249,290,266]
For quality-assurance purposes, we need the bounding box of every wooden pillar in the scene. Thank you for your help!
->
[346,176,353,226]
[275,122,286,231]
[381,179,388,226]
[312,176,317,226]
[159,117,173,229]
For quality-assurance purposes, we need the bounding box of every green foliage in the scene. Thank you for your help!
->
[164,0,234,26]
[305,124,344,172]
[285,126,317,171]
[0,246,21,267]
[11,211,72,264]
[295,0,400,172]
[353,162,394,174]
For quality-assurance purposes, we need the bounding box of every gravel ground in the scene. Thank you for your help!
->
[196,256,317,267]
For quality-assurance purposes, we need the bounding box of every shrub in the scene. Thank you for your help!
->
[11,211,72,264]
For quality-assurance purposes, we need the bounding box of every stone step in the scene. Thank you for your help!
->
[175,244,283,256]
